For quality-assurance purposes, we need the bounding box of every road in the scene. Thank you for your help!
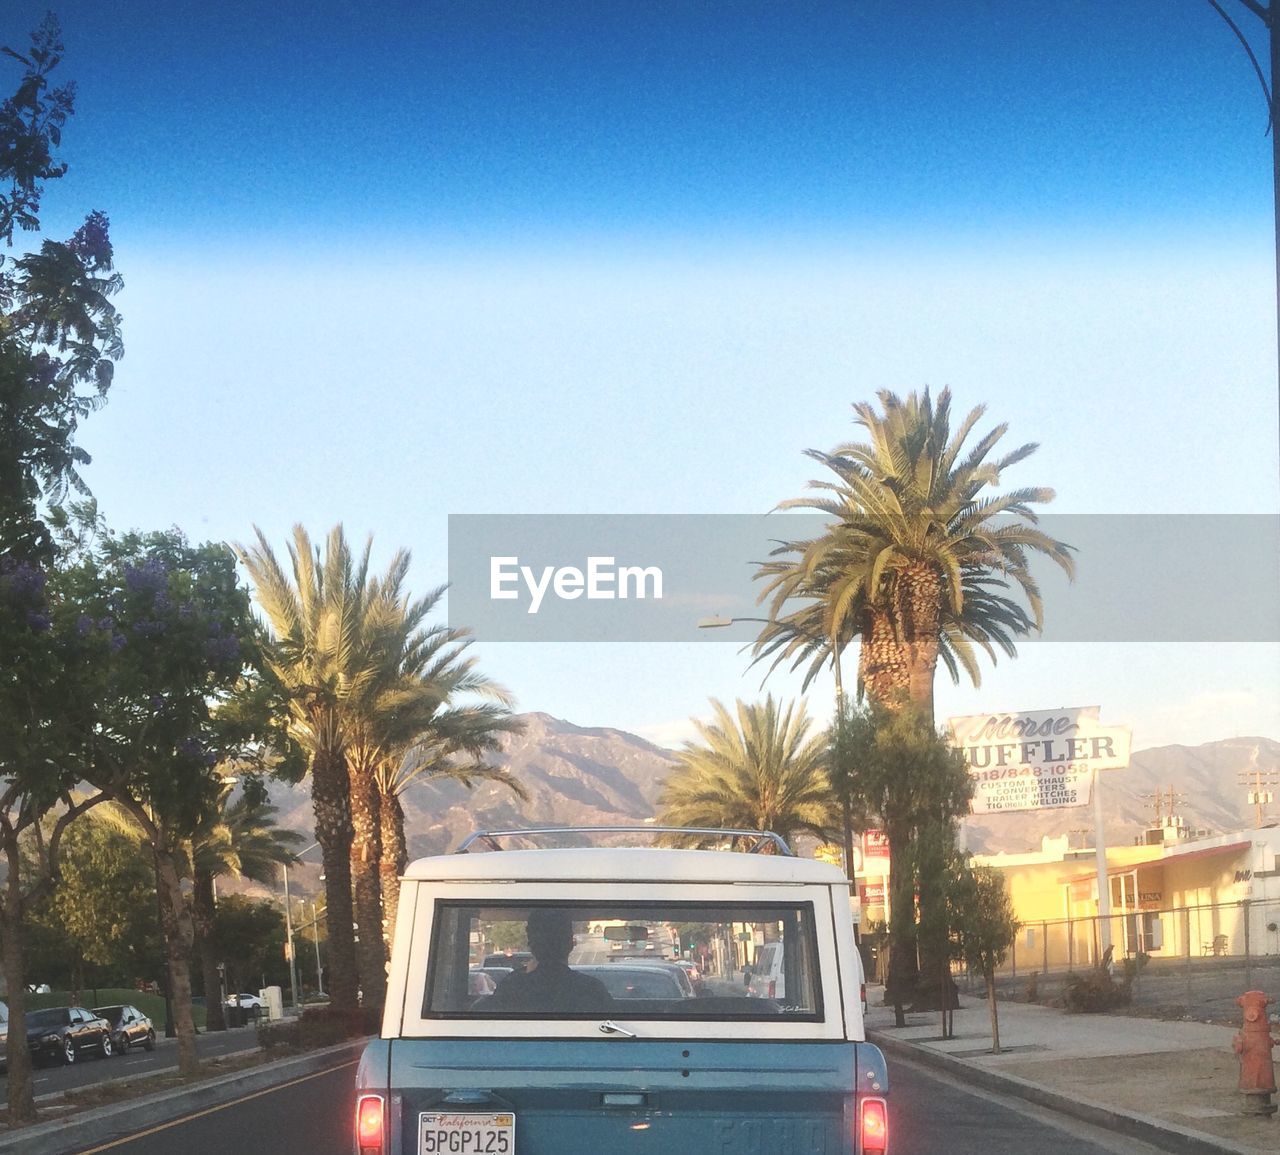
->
[889,1054,1173,1155]
[50,1051,1178,1155]
[65,1059,357,1155]
[1,1026,262,1108]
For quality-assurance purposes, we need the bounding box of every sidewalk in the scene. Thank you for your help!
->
[866,991,1277,1154]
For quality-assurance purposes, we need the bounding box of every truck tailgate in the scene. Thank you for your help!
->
[383,1038,886,1154]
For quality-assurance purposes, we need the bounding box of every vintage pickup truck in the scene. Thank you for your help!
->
[355,826,889,1154]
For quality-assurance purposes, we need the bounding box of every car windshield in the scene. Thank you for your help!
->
[424,900,822,1020]
[94,1006,123,1020]
[25,1009,70,1028]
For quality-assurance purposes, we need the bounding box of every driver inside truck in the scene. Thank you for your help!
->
[479,907,614,1014]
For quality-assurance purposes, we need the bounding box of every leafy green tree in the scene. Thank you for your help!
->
[657,697,838,849]
[948,862,1019,1053]
[0,16,123,1122]
[760,389,1071,1013]
[24,816,159,997]
[212,894,288,996]
[832,701,972,1023]
[0,16,122,562]
[63,529,274,1078]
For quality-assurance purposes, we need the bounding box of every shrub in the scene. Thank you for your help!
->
[1061,966,1131,1013]
[257,1006,378,1051]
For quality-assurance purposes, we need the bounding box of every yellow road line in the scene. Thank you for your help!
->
[71,1059,360,1154]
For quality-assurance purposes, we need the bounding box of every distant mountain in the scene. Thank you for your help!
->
[264,712,678,873]
[261,717,1280,873]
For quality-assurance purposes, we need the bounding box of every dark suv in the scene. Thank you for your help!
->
[25,1006,113,1066]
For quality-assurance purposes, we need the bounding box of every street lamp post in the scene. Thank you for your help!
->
[282,840,321,1010]
[310,900,325,997]
[281,859,301,1010]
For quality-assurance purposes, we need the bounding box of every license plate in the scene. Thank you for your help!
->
[419,1111,514,1154]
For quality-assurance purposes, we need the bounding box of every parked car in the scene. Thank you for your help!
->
[92,1004,156,1054]
[357,826,889,1155]
[0,999,8,1072]
[24,1006,113,1066]
[224,992,265,1019]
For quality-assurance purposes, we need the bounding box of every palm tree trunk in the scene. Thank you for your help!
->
[192,870,226,1031]
[312,748,359,1009]
[883,810,917,1027]
[859,606,908,708]
[349,765,386,1011]
[154,846,200,1078]
[379,788,408,959]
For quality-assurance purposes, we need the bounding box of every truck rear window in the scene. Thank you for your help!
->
[423,901,823,1020]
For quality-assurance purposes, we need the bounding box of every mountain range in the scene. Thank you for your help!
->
[261,715,1280,894]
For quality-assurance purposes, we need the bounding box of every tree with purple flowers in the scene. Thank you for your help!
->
[0,547,108,1123]
[0,15,137,1123]
[0,14,123,563]
[64,529,283,1080]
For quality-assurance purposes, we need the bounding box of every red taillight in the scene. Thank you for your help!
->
[357,1094,385,1155]
[860,1096,888,1154]
[767,979,776,998]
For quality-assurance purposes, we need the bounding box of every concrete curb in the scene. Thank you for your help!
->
[0,1038,368,1155]
[870,1029,1265,1155]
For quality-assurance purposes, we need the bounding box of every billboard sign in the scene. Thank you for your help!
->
[948,706,1131,814]
[862,830,890,858]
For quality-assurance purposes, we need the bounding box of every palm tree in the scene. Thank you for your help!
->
[189,781,305,1030]
[235,524,378,1009]
[340,564,444,1011]
[373,640,526,955]
[760,388,1073,720]
[657,697,838,850]
[760,388,1072,1015]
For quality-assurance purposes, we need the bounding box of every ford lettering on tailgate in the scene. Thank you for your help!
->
[714,1118,834,1153]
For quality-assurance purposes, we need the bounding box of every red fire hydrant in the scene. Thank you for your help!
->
[1233,990,1278,1116]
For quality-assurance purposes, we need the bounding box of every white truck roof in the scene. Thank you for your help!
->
[402,846,848,885]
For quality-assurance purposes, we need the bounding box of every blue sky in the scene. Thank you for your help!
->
[11,1,1280,752]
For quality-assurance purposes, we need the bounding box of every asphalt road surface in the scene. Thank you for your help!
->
[1,1027,262,1108]
[51,1051,1180,1155]
[888,1055,1174,1155]
[64,1059,357,1155]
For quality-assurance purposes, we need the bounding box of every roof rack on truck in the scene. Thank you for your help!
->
[454,825,794,856]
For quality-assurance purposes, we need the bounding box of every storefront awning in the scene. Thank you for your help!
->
[1160,839,1251,865]
[1057,841,1250,885]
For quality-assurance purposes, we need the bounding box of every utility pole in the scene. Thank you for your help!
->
[1240,766,1280,825]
